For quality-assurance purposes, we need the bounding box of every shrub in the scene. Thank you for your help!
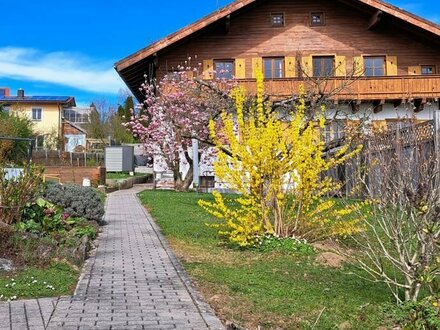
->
[0,165,44,225]
[199,73,363,247]
[43,184,104,223]
[0,111,34,164]
[394,298,440,329]
[19,198,67,234]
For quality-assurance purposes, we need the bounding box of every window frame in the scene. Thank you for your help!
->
[363,56,386,77]
[310,12,325,26]
[312,55,335,77]
[271,13,285,27]
[421,65,436,75]
[263,57,285,79]
[32,107,42,121]
[214,60,235,80]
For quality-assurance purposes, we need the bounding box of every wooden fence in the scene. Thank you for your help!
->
[328,112,440,198]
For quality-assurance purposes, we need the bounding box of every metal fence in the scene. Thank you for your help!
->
[32,150,105,167]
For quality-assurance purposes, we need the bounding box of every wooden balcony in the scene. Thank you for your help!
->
[236,75,440,102]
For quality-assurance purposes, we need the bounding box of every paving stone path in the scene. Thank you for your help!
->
[0,185,224,330]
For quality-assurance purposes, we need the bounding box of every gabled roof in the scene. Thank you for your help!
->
[63,119,88,135]
[115,0,440,73]
[0,95,76,107]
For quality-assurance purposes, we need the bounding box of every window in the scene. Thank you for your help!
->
[264,57,284,78]
[364,56,385,76]
[310,12,325,26]
[63,109,89,123]
[421,65,436,75]
[313,56,334,77]
[215,60,234,79]
[324,120,345,142]
[35,135,45,150]
[32,108,42,121]
[271,13,284,27]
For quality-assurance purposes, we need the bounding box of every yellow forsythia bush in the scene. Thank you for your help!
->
[199,71,364,246]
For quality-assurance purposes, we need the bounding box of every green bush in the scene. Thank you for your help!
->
[394,298,440,329]
[19,198,64,234]
[18,198,97,240]
[0,111,34,164]
[43,184,104,223]
[0,165,44,225]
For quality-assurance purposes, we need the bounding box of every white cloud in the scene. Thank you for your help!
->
[0,47,125,94]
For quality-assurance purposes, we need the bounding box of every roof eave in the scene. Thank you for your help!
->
[115,0,440,74]
[115,0,256,72]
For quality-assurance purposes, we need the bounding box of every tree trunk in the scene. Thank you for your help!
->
[174,163,194,192]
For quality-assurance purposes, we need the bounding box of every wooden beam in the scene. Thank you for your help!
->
[225,15,231,34]
[414,98,426,112]
[367,10,383,30]
[393,99,404,108]
[373,99,385,113]
[153,53,159,68]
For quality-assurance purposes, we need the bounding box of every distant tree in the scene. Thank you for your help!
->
[117,96,134,120]
[84,99,135,144]
[84,105,107,141]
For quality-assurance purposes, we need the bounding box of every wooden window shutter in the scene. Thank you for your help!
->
[235,58,246,79]
[386,56,398,76]
[252,57,263,78]
[335,56,346,77]
[203,59,214,80]
[285,56,296,78]
[352,56,364,76]
[408,66,421,75]
[301,56,313,77]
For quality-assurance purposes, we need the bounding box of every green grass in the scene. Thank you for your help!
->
[106,172,149,180]
[139,190,398,329]
[0,262,79,301]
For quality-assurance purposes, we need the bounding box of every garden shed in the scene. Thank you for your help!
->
[105,146,134,172]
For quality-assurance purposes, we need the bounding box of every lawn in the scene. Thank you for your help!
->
[0,227,81,302]
[0,263,79,301]
[138,190,398,329]
[106,172,149,180]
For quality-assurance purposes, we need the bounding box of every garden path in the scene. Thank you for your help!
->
[0,184,224,330]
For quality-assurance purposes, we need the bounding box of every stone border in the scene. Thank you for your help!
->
[106,174,152,190]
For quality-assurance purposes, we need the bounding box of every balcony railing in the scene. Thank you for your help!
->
[236,75,440,101]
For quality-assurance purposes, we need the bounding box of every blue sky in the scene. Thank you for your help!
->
[0,0,438,107]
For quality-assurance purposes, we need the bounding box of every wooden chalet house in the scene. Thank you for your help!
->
[116,0,440,132]
[115,0,440,190]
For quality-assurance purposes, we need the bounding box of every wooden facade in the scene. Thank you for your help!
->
[116,0,440,107]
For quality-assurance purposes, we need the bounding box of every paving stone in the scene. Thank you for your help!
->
[1,185,224,329]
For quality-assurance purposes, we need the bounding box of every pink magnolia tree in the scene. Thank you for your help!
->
[124,68,234,191]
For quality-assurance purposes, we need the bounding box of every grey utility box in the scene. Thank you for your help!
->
[105,146,134,172]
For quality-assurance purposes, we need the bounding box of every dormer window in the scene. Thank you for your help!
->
[271,13,284,27]
[310,12,325,26]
